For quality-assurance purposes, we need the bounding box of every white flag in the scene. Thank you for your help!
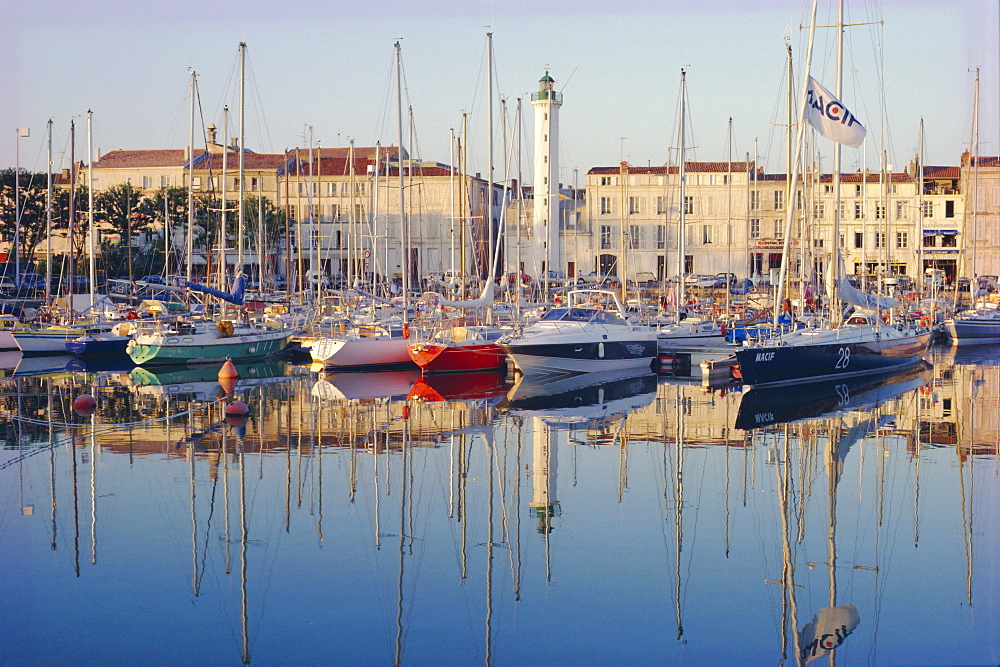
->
[805,76,866,148]
[16,127,29,138]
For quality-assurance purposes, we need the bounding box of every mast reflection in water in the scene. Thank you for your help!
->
[1,345,997,664]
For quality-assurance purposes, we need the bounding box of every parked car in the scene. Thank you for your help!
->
[713,272,737,287]
[19,273,47,292]
[542,270,571,288]
[632,272,660,288]
[577,272,620,287]
[60,275,89,292]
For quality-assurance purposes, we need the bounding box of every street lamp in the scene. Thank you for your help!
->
[14,126,29,284]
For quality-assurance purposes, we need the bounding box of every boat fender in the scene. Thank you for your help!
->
[403,323,410,338]
[126,310,139,320]
[919,314,931,328]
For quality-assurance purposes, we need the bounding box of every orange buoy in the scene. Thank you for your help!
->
[225,400,250,417]
[226,414,249,431]
[218,376,238,394]
[218,359,239,379]
[73,393,97,417]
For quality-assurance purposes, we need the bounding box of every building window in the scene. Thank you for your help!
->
[814,238,825,248]
[813,202,825,219]
[628,196,642,215]
[855,184,862,196]
[600,196,613,215]
[142,176,153,189]
[600,225,612,250]
[775,219,784,239]
[896,202,905,220]
[657,196,668,215]
[921,201,933,217]
[875,203,885,220]
[702,224,713,245]
[750,191,760,210]
[824,184,833,194]
[854,202,863,219]
[629,225,640,249]
[326,182,336,196]
[657,225,666,249]
[192,177,202,191]
[945,200,955,218]
[683,196,694,215]
[773,190,784,211]
[942,234,957,248]
[923,235,936,248]
[160,175,170,188]
[840,233,845,248]
[599,176,613,186]
[750,219,760,239]
[251,177,258,191]
[875,231,886,248]
[896,231,908,249]
[854,232,864,249]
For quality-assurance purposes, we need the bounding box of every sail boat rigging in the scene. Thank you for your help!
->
[126,42,299,366]
[733,0,931,387]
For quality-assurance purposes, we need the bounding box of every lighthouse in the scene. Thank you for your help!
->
[531,71,563,278]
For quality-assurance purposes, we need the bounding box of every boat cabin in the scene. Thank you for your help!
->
[537,307,628,326]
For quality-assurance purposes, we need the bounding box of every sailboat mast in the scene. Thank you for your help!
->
[238,42,246,280]
[87,111,96,307]
[968,69,980,281]
[772,0,819,325]
[46,119,52,303]
[918,119,925,287]
[675,69,686,317]
[220,107,229,290]
[187,71,196,286]
[449,128,456,276]
[395,42,410,320]
[68,119,76,321]
[487,32,495,283]
[831,0,845,322]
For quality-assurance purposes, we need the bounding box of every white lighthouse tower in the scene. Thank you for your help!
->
[531,71,563,277]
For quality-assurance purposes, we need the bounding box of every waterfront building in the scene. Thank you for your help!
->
[961,153,1000,278]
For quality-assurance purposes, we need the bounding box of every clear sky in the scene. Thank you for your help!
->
[4,0,997,185]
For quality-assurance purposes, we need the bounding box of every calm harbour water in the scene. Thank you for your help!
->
[1,345,998,665]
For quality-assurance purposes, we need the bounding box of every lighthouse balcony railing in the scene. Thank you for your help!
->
[531,91,563,103]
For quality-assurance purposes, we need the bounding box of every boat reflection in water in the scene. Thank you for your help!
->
[501,368,657,423]
[128,359,294,400]
[735,361,932,430]
[407,370,510,404]
[311,368,421,402]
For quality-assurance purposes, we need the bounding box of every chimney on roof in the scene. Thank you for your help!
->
[207,124,217,145]
[61,168,70,179]
[230,137,238,151]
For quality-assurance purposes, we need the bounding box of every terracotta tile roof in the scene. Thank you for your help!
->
[588,161,754,175]
[819,172,912,183]
[923,166,960,179]
[972,156,1000,168]
[93,149,189,169]
[285,146,403,161]
[194,153,287,171]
